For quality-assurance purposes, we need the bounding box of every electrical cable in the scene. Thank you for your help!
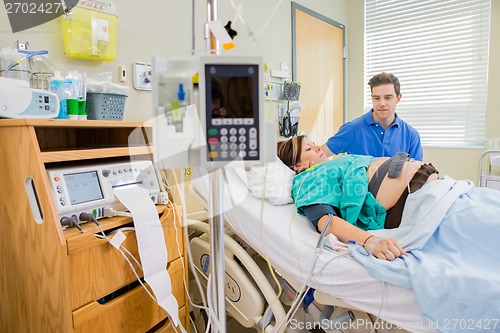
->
[205,274,224,333]
[157,167,220,333]
[254,163,317,333]
[168,192,210,313]
[273,214,336,332]
[406,158,412,194]
[256,163,285,333]
[83,214,158,303]
[278,160,390,331]
[82,212,189,333]
[310,250,376,332]
[162,170,212,328]
[103,207,132,218]
[60,215,83,232]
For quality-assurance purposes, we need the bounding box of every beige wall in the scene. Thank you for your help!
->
[1,0,497,181]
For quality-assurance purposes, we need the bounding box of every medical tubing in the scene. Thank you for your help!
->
[170,194,210,314]
[164,188,210,323]
[360,280,386,333]
[2,50,49,76]
[279,251,352,332]
[291,167,317,278]
[272,167,318,332]
[205,274,225,333]
[255,0,284,38]
[406,160,412,194]
[274,214,335,332]
[83,214,146,284]
[183,220,211,313]
[88,213,190,333]
[89,218,158,303]
[188,220,287,332]
[189,316,200,333]
[313,245,385,333]
[171,169,209,313]
[228,0,263,52]
[257,163,285,328]
[176,173,195,300]
[316,214,334,248]
[221,168,236,208]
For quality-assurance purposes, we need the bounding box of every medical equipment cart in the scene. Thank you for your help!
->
[0,119,188,333]
[478,150,500,190]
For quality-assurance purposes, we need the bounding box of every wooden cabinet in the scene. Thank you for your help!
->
[0,119,188,333]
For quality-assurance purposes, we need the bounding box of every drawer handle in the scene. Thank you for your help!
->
[24,176,43,224]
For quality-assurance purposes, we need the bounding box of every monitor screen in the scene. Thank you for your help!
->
[205,64,259,120]
[64,171,104,205]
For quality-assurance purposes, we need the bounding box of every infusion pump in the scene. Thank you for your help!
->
[46,160,163,226]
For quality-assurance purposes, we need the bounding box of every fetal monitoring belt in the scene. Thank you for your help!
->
[368,152,410,198]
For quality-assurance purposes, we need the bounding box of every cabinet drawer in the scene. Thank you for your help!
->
[149,306,187,333]
[73,258,186,333]
[68,209,183,309]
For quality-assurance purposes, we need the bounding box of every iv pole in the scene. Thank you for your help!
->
[206,1,226,332]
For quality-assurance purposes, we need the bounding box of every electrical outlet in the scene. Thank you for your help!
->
[16,40,28,50]
[133,62,152,90]
[119,65,126,82]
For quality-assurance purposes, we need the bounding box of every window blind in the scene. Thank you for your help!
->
[364,0,491,148]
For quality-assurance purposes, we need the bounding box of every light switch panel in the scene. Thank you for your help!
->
[133,62,152,90]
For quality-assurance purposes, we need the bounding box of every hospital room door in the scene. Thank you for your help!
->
[292,3,345,144]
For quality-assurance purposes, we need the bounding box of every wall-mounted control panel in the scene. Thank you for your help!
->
[133,62,152,90]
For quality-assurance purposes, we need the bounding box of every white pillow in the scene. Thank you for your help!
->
[246,160,295,205]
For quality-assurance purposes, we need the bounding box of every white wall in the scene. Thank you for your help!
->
[0,0,350,122]
[3,0,495,180]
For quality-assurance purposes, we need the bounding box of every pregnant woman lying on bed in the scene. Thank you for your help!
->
[277,135,439,261]
[278,135,500,326]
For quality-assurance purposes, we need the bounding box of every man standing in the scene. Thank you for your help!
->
[321,72,423,160]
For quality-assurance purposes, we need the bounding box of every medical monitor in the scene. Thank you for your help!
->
[64,171,104,205]
[199,55,266,169]
[47,160,162,225]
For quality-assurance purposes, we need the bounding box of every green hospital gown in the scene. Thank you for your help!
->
[292,154,386,231]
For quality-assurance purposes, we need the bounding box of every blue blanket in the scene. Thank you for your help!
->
[350,176,500,332]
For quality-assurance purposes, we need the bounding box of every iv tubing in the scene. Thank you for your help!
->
[2,50,48,77]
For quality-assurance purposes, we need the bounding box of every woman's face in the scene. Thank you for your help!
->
[294,137,328,172]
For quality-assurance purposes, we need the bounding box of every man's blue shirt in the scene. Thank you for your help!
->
[325,110,423,160]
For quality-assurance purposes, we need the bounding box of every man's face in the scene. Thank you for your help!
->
[371,83,401,123]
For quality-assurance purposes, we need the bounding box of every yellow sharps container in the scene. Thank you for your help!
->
[61,0,118,62]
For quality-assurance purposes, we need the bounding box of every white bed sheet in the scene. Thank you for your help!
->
[190,166,436,333]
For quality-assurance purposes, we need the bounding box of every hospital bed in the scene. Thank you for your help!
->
[187,163,437,333]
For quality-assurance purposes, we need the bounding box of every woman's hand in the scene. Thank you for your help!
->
[364,236,407,261]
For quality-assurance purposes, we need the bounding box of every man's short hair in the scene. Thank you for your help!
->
[368,72,400,96]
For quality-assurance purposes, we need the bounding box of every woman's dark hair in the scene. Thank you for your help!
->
[277,135,305,171]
